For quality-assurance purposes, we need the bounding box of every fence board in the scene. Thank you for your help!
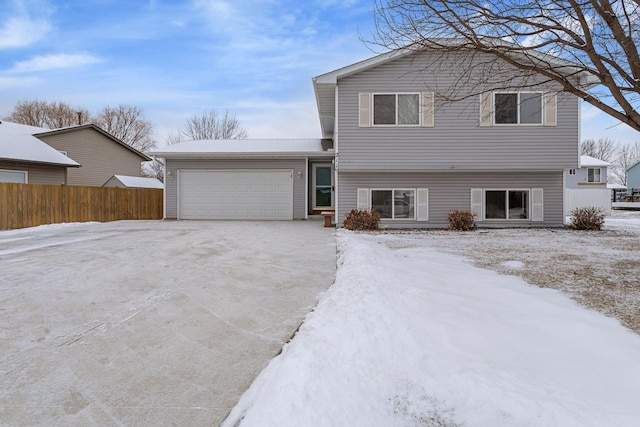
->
[0,183,163,230]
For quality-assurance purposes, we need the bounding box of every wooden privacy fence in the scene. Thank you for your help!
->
[0,182,163,230]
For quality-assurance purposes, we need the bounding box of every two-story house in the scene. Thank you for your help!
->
[154,45,588,227]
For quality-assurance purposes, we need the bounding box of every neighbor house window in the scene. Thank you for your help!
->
[485,190,529,220]
[494,92,542,124]
[0,169,27,183]
[587,168,601,182]
[371,189,415,219]
[373,94,420,125]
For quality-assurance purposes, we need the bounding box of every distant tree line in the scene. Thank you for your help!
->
[7,100,248,182]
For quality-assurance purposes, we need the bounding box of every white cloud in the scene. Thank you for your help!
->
[0,16,51,48]
[10,53,101,73]
[0,0,52,48]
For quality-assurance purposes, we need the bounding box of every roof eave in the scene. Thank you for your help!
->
[0,157,81,168]
[154,151,335,159]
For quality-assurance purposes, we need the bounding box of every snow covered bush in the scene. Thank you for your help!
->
[569,207,605,230]
[447,209,477,231]
[343,209,380,231]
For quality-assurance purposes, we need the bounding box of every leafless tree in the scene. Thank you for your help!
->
[580,137,617,162]
[142,158,165,182]
[371,0,640,131]
[93,105,156,152]
[10,100,90,128]
[611,141,640,185]
[180,110,248,141]
[165,130,185,146]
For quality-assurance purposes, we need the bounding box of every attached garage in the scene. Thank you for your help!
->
[152,139,335,221]
[178,170,293,220]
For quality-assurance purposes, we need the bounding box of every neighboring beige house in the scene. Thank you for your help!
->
[0,121,80,184]
[103,175,163,189]
[36,124,151,187]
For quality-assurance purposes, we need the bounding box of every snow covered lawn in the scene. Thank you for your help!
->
[224,212,640,427]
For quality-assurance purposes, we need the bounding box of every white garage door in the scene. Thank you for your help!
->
[178,170,293,220]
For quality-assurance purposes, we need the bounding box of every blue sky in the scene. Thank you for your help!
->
[0,0,638,147]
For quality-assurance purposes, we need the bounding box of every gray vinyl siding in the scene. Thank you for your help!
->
[337,170,564,228]
[565,166,608,189]
[164,159,307,219]
[628,163,640,189]
[0,161,66,184]
[38,128,143,186]
[337,52,579,171]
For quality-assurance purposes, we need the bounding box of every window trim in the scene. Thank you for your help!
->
[483,188,531,221]
[0,169,28,183]
[493,91,544,126]
[587,168,602,183]
[372,93,421,127]
[369,188,417,220]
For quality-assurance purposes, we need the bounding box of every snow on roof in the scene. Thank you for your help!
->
[111,175,163,189]
[151,139,333,158]
[580,155,610,167]
[0,121,80,167]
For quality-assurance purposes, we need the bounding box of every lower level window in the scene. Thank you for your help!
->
[485,190,529,219]
[371,189,415,219]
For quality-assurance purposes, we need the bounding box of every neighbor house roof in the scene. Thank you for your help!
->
[580,155,610,167]
[627,159,640,172]
[151,139,334,159]
[34,124,151,161]
[105,175,163,189]
[313,40,600,139]
[0,121,80,167]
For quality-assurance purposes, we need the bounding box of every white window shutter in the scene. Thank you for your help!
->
[416,188,429,221]
[532,188,544,221]
[543,93,557,126]
[421,92,434,127]
[358,93,371,127]
[470,188,483,221]
[357,188,370,210]
[479,92,493,127]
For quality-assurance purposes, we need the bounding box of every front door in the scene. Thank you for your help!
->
[312,163,333,209]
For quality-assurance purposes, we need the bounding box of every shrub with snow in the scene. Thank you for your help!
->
[447,209,477,231]
[343,209,380,231]
[569,207,605,231]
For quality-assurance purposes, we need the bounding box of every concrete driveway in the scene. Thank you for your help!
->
[0,220,336,426]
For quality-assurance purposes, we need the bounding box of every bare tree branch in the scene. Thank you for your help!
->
[180,110,248,141]
[370,0,640,131]
[580,137,617,161]
[10,100,90,128]
[93,105,156,153]
[611,140,640,184]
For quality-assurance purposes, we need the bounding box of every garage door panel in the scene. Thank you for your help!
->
[179,170,293,220]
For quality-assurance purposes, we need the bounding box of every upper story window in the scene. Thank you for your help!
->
[373,94,420,125]
[358,92,434,128]
[494,92,542,124]
[588,168,602,182]
[480,91,555,127]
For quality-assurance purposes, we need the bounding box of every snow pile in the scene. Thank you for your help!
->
[224,231,640,427]
[500,260,524,270]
